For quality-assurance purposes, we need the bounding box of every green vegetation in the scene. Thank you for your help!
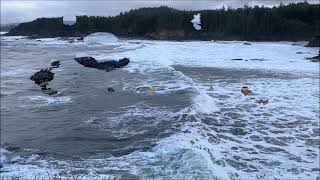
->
[6,2,320,40]
[7,17,72,37]
[0,23,19,32]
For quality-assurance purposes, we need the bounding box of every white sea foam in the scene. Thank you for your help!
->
[1,68,31,77]
[84,32,119,45]
[1,35,27,41]
[28,95,72,105]
[104,40,319,73]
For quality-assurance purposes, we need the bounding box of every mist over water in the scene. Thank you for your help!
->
[1,34,319,179]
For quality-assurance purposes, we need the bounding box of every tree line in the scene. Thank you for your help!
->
[7,2,320,41]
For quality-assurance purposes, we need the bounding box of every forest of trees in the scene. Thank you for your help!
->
[6,2,320,41]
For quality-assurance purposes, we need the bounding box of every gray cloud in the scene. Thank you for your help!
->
[1,0,319,24]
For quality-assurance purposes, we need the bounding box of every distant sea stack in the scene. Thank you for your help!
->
[5,3,320,41]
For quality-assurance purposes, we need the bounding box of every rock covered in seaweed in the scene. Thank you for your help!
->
[30,68,55,85]
[30,66,58,95]
[74,57,130,71]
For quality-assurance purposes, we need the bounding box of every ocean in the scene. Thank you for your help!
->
[1,33,319,179]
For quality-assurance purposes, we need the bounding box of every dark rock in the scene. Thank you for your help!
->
[306,55,320,62]
[39,81,49,89]
[77,37,84,41]
[243,42,252,45]
[50,60,60,68]
[306,36,320,47]
[30,68,58,95]
[250,58,266,61]
[74,57,130,71]
[107,87,115,92]
[30,68,54,85]
[42,88,58,95]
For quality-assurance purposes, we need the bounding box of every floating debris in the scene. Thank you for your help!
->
[240,87,252,95]
[147,86,157,93]
[256,99,269,105]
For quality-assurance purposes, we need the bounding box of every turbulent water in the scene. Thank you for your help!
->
[1,33,319,180]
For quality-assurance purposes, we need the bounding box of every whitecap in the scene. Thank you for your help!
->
[28,95,72,105]
[84,32,119,45]
[1,68,31,77]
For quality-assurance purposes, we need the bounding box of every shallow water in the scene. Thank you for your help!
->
[1,35,319,179]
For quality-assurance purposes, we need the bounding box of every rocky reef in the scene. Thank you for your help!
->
[74,57,130,71]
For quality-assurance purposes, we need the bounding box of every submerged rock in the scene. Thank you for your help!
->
[50,60,60,68]
[74,57,130,71]
[107,87,115,92]
[306,55,320,62]
[42,88,58,95]
[306,36,320,47]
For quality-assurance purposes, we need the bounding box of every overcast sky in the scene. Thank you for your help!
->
[1,0,319,24]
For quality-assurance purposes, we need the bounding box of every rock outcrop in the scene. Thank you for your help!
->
[51,60,60,68]
[74,57,130,71]
[30,68,55,86]
[30,60,62,95]
[306,36,320,47]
